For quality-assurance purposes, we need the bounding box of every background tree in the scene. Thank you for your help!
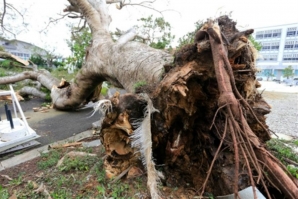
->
[135,15,174,49]
[283,65,294,79]
[264,70,274,81]
[29,54,47,66]
[66,26,92,69]
[249,35,262,51]
[176,20,203,48]
[0,0,28,37]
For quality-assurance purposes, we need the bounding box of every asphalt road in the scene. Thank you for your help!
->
[1,97,100,147]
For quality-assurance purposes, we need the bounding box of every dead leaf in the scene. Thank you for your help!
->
[8,193,17,199]
[127,166,143,179]
[1,174,13,181]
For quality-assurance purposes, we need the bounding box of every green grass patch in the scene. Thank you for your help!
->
[266,139,298,163]
[58,155,99,172]
[9,175,23,186]
[51,68,77,82]
[0,185,9,199]
[134,80,147,92]
[266,138,298,178]
[37,150,62,170]
[287,165,298,178]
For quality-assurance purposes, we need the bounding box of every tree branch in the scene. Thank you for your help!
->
[65,0,106,33]
[88,0,111,31]
[39,13,73,33]
[1,0,7,29]
[0,70,59,90]
[0,51,29,66]
[19,86,47,99]
[116,27,137,46]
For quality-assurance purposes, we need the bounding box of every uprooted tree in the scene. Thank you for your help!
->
[0,0,298,198]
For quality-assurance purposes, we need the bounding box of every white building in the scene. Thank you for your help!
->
[252,23,298,79]
[0,38,47,60]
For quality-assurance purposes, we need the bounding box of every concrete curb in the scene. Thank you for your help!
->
[0,130,94,171]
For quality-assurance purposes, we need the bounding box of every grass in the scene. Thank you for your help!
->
[0,146,149,199]
[58,155,98,172]
[9,175,23,186]
[37,150,62,170]
[134,80,147,91]
[0,185,9,199]
[266,138,298,178]
[51,68,77,82]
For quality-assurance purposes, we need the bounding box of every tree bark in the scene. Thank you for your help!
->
[51,0,173,110]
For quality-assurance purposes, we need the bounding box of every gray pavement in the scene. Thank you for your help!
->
[1,97,101,150]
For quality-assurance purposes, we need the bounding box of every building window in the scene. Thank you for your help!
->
[256,34,263,39]
[264,31,272,38]
[271,42,279,50]
[292,54,298,62]
[262,46,270,50]
[261,42,271,51]
[272,33,281,38]
[256,31,264,39]
[272,29,281,38]
[286,27,297,37]
[283,54,298,62]
[284,41,295,50]
[283,54,292,61]
[294,41,298,49]
[269,54,278,61]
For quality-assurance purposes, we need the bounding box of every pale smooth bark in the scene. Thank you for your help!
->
[51,0,173,109]
[19,86,47,99]
[0,70,59,90]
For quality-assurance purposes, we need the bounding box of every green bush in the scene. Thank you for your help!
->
[0,68,7,77]
[29,54,47,66]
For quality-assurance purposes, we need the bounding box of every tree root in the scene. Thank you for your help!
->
[200,18,298,199]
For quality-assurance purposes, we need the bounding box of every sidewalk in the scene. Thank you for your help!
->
[0,130,102,171]
[1,98,100,148]
[257,81,298,93]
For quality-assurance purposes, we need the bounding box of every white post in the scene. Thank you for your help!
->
[9,85,31,135]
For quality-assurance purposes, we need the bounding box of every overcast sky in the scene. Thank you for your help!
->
[3,0,298,56]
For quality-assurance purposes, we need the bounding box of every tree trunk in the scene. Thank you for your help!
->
[0,1,297,198]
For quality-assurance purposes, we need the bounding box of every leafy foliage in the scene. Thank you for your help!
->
[67,27,92,69]
[0,60,23,69]
[287,165,298,178]
[248,35,262,51]
[176,20,203,48]
[29,54,47,66]
[283,65,294,79]
[136,15,174,49]
[264,70,274,80]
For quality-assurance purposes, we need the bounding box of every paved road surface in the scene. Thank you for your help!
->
[1,97,100,147]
